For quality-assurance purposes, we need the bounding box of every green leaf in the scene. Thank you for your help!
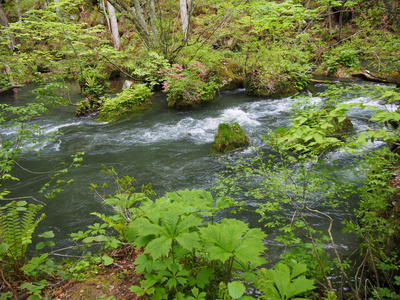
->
[36,242,46,250]
[129,285,146,296]
[286,275,315,299]
[291,263,308,279]
[134,254,154,273]
[228,281,246,299]
[176,232,200,251]
[38,230,54,238]
[194,268,214,288]
[199,219,266,269]
[145,236,172,260]
[215,196,233,210]
[102,255,114,266]
[0,243,10,255]
[273,263,291,297]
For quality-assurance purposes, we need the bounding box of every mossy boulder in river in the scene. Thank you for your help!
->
[76,96,103,116]
[243,66,307,98]
[213,59,244,91]
[97,84,153,122]
[213,122,249,153]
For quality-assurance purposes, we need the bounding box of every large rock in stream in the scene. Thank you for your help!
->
[212,122,249,153]
[243,66,306,98]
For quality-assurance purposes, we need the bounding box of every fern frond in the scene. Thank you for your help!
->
[0,201,45,264]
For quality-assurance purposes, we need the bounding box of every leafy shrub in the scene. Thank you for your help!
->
[345,148,400,295]
[322,44,360,75]
[161,62,219,108]
[275,107,354,154]
[243,45,311,97]
[78,70,108,97]
[255,262,315,300]
[125,189,265,298]
[76,70,109,116]
[131,51,171,89]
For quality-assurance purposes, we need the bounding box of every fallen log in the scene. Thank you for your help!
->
[352,69,400,85]
[0,84,25,93]
[309,78,339,84]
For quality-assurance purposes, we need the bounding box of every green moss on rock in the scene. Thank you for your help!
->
[213,122,249,153]
[213,59,244,91]
[76,96,102,116]
[97,84,154,122]
[244,68,301,98]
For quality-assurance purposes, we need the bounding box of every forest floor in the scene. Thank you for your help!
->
[1,246,143,300]
[50,246,142,299]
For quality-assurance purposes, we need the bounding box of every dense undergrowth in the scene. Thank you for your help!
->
[1,0,400,299]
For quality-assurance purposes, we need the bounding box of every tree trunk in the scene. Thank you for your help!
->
[132,0,152,46]
[382,0,400,34]
[5,65,19,99]
[106,0,152,48]
[0,3,15,50]
[328,3,333,35]
[180,0,191,42]
[102,0,111,32]
[14,0,21,22]
[148,0,158,46]
[54,0,61,18]
[338,0,346,40]
[106,1,121,49]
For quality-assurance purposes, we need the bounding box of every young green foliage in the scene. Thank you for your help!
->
[90,165,155,240]
[255,262,315,300]
[199,218,266,280]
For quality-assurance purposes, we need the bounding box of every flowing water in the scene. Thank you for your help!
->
[0,81,388,264]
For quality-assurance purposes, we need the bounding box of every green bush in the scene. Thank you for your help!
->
[345,148,400,295]
[243,45,311,97]
[77,70,108,97]
[130,51,171,89]
[161,62,219,108]
[321,44,360,75]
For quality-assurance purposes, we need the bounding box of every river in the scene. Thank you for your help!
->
[0,80,388,265]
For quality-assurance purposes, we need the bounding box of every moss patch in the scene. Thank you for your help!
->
[97,84,154,122]
[213,59,244,91]
[243,68,301,98]
[213,122,249,153]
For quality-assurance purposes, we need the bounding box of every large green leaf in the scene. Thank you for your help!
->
[286,275,315,299]
[228,281,246,299]
[199,219,266,268]
[176,232,200,251]
[145,236,172,260]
